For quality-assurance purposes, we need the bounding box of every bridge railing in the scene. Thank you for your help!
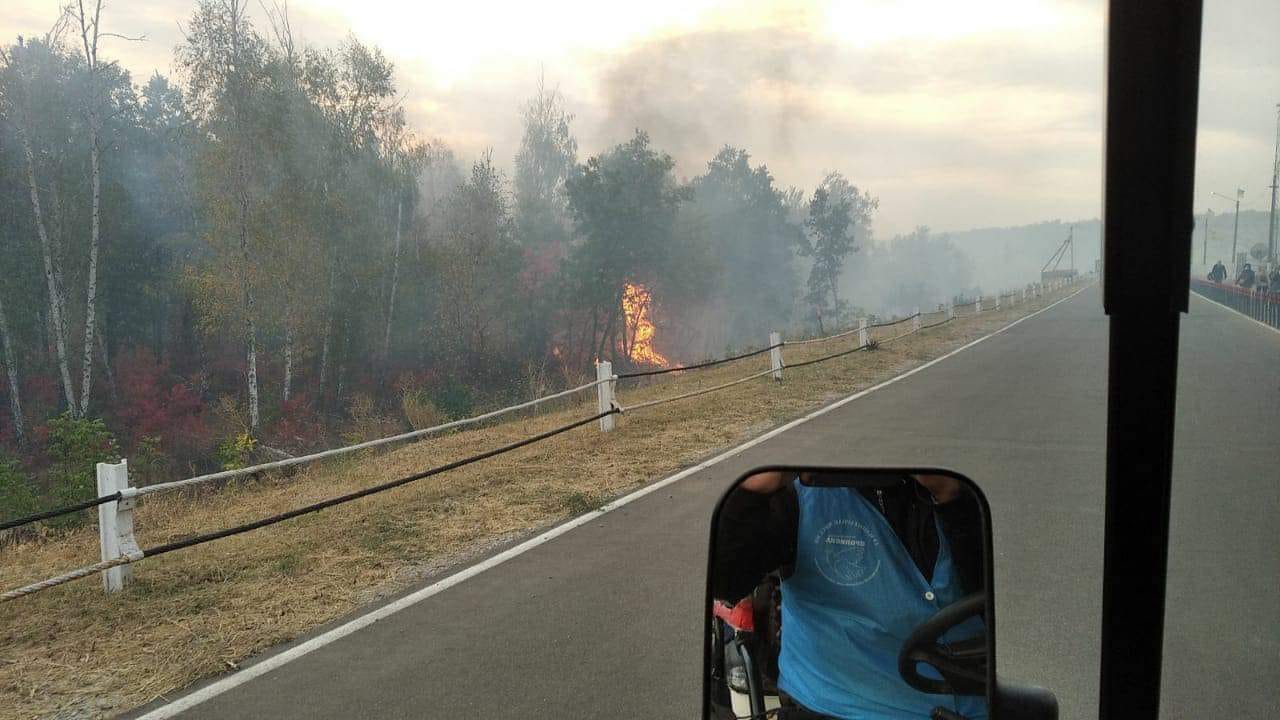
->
[1190,278,1280,329]
[2,274,1092,601]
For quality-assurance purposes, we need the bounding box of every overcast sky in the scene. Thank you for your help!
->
[3,0,1276,239]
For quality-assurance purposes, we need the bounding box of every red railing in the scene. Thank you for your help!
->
[1189,278,1280,329]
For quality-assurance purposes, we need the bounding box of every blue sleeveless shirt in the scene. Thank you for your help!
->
[777,480,988,719]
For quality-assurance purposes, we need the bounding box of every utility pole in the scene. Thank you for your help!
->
[1268,103,1278,263]
[1070,225,1075,273]
[1212,188,1244,276]
[1203,209,1210,266]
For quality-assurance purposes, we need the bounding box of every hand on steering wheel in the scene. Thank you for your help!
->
[898,593,988,697]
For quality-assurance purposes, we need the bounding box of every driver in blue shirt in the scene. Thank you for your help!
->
[713,471,986,720]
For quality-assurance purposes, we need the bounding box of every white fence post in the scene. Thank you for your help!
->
[912,308,921,332]
[995,294,1001,311]
[596,360,615,432]
[96,460,138,593]
[858,317,868,346]
[769,331,783,381]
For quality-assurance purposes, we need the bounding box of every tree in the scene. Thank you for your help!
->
[298,34,402,408]
[0,292,24,445]
[564,131,688,365]
[688,146,802,349]
[798,171,877,332]
[1,35,79,414]
[514,74,577,249]
[430,152,520,377]
[69,0,111,417]
[511,76,577,365]
[178,0,269,431]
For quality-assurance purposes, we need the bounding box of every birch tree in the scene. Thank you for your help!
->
[68,0,139,416]
[178,0,268,431]
[0,38,78,414]
[0,292,25,446]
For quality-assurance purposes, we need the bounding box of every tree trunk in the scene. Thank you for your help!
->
[317,260,336,404]
[598,305,620,365]
[47,179,70,331]
[597,286,626,364]
[829,267,841,316]
[96,326,117,405]
[240,195,259,432]
[20,128,77,414]
[382,198,402,361]
[234,143,259,430]
[0,294,26,446]
[78,110,103,417]
[283,322,294,405]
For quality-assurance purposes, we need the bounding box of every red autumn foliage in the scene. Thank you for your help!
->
[110,348,212,461]
[265,393,327,453]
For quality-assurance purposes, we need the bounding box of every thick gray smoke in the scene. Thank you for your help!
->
[597,27,833,177]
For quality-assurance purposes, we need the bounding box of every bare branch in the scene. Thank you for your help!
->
[262,0,296,61]
[98,32,146,41]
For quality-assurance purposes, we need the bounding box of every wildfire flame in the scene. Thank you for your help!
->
[621,282,670,366]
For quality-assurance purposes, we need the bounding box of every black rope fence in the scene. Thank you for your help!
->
[615,343,780,379]
[920,316,956,331]
[783,341,872,370]
[0,492,121,532]
[1,409,617,602]
[869,312,920,329]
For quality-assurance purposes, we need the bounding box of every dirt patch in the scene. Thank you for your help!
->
[0,287,1078,719]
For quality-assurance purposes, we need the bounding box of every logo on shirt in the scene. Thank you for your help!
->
[814,519,881,586]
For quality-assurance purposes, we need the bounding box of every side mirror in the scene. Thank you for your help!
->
[701,466,1057,720]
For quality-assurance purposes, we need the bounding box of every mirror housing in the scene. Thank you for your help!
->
[702,466,1058,720]
[993,679,1059,720]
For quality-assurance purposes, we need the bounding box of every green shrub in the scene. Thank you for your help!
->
[0,457,39,524]
[131,435,174,486]
[45,413,120,526]
[216,432,257,471]
[431,378,474,419]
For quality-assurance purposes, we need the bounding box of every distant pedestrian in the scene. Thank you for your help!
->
[1269,267,1280,294]
[1237,263,1255,289]
[1209,260,1227,283]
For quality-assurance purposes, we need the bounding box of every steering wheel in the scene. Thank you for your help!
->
[897,593,988,697]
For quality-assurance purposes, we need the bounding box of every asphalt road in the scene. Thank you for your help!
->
[142,286,1279,720]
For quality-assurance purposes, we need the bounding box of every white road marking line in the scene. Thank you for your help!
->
[134,282,1094,720]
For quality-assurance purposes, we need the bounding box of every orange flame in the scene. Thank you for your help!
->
[621,282,670,366]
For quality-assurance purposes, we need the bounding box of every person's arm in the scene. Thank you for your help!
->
[916,474,983,594]
[935,496,983,596]
[711,473,797,602]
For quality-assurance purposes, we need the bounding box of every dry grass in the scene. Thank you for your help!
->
[0,289,1072,719]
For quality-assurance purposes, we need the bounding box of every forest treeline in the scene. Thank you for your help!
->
[0,1,975,509]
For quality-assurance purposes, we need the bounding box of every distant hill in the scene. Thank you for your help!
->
[940,209,1273,291]
[942,219,1102,293]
